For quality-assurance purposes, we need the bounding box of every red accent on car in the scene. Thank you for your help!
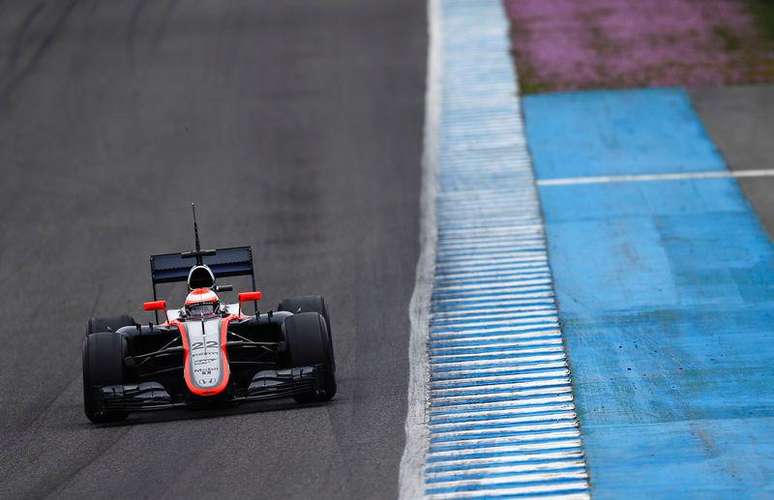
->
[171,317,235,397]
[238,291,263,302]
[143,300,167,311]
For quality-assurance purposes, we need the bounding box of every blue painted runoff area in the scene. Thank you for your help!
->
[522,88,774,498]
[523,88,726,179]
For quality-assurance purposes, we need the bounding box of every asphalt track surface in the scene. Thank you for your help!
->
[691,85,774,237]
[0,1,425,498]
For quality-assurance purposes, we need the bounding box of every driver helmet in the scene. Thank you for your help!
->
[184,287,220,316]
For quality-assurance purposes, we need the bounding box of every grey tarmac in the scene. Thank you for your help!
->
[691,84,774,237]
[0,1,425,498]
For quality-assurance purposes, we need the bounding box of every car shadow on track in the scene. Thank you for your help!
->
[81,398,338,428]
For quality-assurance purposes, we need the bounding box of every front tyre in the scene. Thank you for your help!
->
[82,332,129,423]
[282,312,337,403]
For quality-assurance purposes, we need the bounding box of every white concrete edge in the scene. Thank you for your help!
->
[398,0,441,498]
[537,168,774,186]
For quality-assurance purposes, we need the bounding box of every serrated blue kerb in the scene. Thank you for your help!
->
[423,0,590,497]
[523,88,774,497]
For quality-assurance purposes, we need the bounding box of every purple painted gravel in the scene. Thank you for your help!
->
[506,0,774,92]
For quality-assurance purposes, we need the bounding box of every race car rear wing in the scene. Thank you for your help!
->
[149,246,257,308]
[150,246,255,285]
[147,205,258,321]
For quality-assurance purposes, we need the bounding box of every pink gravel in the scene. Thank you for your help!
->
[505,0,774,92]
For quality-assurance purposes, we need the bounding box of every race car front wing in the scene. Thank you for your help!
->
[98,365,324,412]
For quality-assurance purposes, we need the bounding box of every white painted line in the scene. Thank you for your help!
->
[431,339,564,353]
[430,386,573,404]
[426,481,590,499]
[438,235,546,248]
[436,268,551,282]
[432,378,571,395]
[425,449,585,471]
[427,439,585,460]
[431,346,565,362]
[431,315,559,329]
[430,346,564,360]
[433,311,559,324]
[434,278,552,292]
[431,361,569,379]
[432,291,555,306]
[427,469,588,489]
[431,362,566,376]
[437,285,556,296]
[437,224,544,238]
[430,411,577,431]
[434,275,554,289]
[398,0,439,497]
[433,336,562,352]
[437,224,545,238]
[438,216,544,229]
[436,252,548,266]
[438,206,541,216]
[430,432,583,455]
[434,279,554,292]
[437,236,547,249]
[432,337,564,353]
[433,315,558,328]
[436,191,536,201]
[537,168,774,186]
[430,421,579,440]
[437,242,548,255]
[431,305,556,319]
[431,323,561,338]
[433,319,559,333]
[426,459,586,479]
[430,398,576,417]
[431,370,570,387]
[431,408,578,429]
[435,263,551,277]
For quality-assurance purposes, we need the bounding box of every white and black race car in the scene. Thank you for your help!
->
[82,206,336,423]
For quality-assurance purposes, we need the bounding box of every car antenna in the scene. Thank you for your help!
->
[181,204,216,263]
[191,203,203,265]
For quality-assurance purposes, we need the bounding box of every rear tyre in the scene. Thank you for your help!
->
[278,296,335,372]
[86,315,136,336]
[282,312,337,403]
[83,332,129,423]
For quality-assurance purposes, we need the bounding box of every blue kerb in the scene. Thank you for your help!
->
[423,0,590,498]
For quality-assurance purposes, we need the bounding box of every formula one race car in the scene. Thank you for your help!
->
[82,206,336,423]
